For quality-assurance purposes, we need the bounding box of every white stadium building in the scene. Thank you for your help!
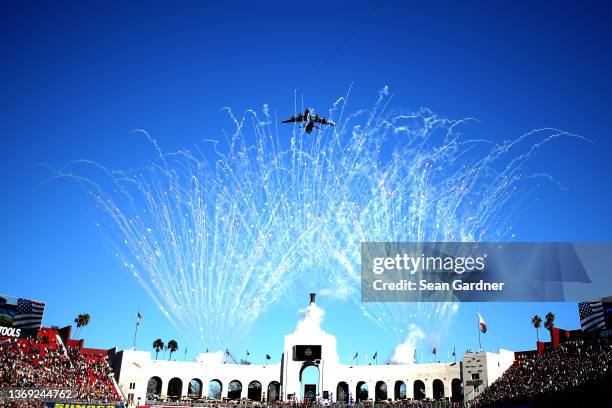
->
[113,294,515,406]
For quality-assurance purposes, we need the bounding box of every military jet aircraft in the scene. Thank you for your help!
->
[281,108,336,134]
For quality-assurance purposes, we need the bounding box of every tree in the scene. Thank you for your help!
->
[73,314,82,337]
[531,315,542,342]
[80,313,90,338]
[167,339,178,360]
[544,312,555,341]
[152,339,164,360]
[73,313,91,339]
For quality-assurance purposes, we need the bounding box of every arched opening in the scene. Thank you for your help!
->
[267,381,280,402]
[228,380,242,400]
[451,378,463,402]
[188,378,203,398]
[356,381,368,402]
[394,381,406,400]
[208,379,222,400]
[413,380,425,401]
[433,379,444,400]
[299,363,320,402]
[167,377,182,398]
[248,381,262,401]
[146,376,162,397]
[375,381,387,402]
[336,382,349,403]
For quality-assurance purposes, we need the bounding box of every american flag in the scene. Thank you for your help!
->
[578,300,606,332]
[14,298,45,329]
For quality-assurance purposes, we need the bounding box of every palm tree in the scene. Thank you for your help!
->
[73,313,90,339]
[79,313,90,339]
[153,339,164,360]
[531,315,542,342]
[544,312,555,341]
[73,314,83,338]
[167,339,178,360]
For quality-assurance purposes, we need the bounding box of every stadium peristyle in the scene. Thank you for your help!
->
[114,294,486,405]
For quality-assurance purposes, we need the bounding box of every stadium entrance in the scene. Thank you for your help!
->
[299,362,319,402]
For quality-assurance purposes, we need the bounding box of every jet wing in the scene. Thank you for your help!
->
[281,113,306,123]
[314,117,336,126]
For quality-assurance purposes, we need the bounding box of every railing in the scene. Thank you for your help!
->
[463,385,484,402]
[110,372,128,404]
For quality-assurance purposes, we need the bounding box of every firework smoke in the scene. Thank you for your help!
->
[45,87,581,353]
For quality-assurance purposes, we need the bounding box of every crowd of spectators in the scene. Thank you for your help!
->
[474,338,612,406]
[0,330,122,408]
[138,402,476,408]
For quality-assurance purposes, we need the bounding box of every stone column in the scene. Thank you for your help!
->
[424,380,433,400]
[182,378,190,398]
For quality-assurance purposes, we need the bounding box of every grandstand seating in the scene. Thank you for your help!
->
[475,337,612,407]
[0,326,123,407]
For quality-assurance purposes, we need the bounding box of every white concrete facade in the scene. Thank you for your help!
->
[113,297,489,405]
[114,350,282,405]
[461,349,515,400]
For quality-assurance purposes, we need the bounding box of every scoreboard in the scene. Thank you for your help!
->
[293,345,322,361]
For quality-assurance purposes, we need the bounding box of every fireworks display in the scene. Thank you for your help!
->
[47,87,580,352]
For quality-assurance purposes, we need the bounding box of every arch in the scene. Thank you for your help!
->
[336,382,349,403]
[433,379,444,400]
[413,380,425,401]
[394,381,406,400]
[208,379,222,400]
[248,381,262,401]
[188,378,203,399]
[167,377,182,398]
[356,381,368,402]
[267,381,280,402]
[451,378,463,402]
[228,380,242,400]
[146,376,162,397]
[300,363,319,402]
[375,381,387,402]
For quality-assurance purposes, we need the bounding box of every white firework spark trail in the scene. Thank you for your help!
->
[45,87,583,353]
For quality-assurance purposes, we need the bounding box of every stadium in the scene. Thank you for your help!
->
[3,2,612,408]
[1,293,611,408]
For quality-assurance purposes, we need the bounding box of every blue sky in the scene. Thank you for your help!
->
[1,1,612,364]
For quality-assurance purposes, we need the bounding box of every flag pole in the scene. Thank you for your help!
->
[477,312,482,351]
[133,311,141,350]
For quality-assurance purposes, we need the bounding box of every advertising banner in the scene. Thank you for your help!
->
[45,404,124,408]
